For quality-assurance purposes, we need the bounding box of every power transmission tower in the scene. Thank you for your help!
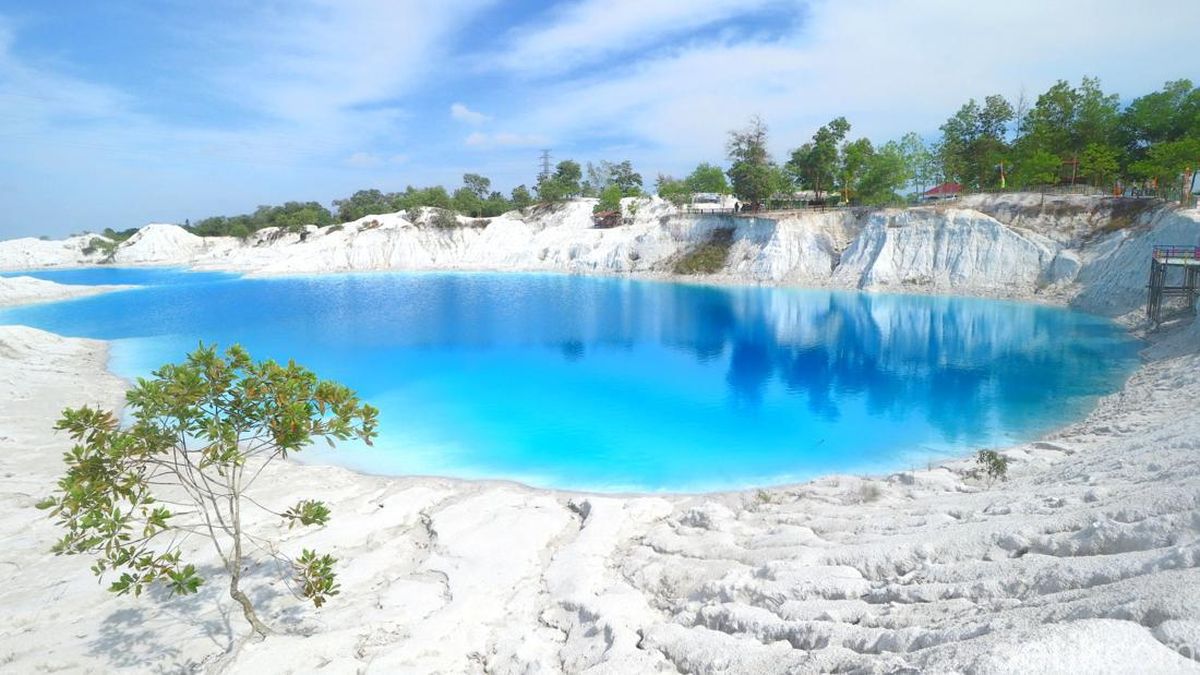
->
[538,149,552,183]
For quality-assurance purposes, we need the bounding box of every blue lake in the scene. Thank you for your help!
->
[0,267,1141,492]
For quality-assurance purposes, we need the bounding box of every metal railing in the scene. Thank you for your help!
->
[1153,245,1200,260]
[680,203,853,217]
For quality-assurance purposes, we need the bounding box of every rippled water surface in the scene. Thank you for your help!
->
[0,267,1140,491]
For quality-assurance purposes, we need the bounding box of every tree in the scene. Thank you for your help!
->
[595,184,623,213]
[839,138,874,204]
[462,174,491,201]
[1079,143,1119,187]
[1018,78,1120,183]
[857,140,911,205]
[1119,80,1200,168]
[655,174,692,206]
[786,117,850,200]
[939,95,1013,189]
[333,189,395,222]
[583,162,606,197]
[1013,149,1061,188]
[190,202,335,237]
[582,160,643,197]
[537,160,583,202]
[727,116,781,208]
[39,345,378,638]
[510,185,533,210]
[452,187,482,217]
[1130,138,1200,196]
[482,191,511,217]
[609,161,644,197]
[684,163,729,194]
[897,132,935,197]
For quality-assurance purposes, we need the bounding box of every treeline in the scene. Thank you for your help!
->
[721,77,1200,208]
[188,175,544,238]
[181,77,1198,237]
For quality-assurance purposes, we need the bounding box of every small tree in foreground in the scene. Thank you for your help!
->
[38,345,378,638]
[972,449,1010,486]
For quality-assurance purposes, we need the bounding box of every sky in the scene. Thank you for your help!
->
[0,0,1197,238]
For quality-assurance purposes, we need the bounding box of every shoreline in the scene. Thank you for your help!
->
[3,318,1198,672]
[3,198,1199,671]
[2,266,1144,497]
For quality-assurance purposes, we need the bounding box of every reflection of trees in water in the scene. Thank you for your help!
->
[655,287,1132,444]
[6,273,1133,445]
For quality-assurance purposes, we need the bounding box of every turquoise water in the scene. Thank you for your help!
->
[0,267,1141,492]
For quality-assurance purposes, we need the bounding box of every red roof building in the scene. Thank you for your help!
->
[922,182,962,200]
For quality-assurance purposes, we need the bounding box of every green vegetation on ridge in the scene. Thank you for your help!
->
[173,78,1199,237]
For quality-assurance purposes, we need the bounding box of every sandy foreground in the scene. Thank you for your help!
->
[1,197,1200,673]
[0,292,1198,673]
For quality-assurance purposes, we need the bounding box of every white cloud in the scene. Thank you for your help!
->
[206,1,495,125]
[492,0,786,76]
[0,2,494,236]
[503,0,1200,171]
[464,131,548,148]
[450,102,490,125]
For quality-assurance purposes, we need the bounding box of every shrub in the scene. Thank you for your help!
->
[38,345,378,637]
[82,237,118,259]
[973,450,1009,486]
[859,483,883,502]
[431,209,460,229]
[673,227,735,275]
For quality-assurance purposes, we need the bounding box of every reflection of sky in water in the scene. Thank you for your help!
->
[0,268,1141,492]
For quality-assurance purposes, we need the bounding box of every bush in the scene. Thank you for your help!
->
[673,227,735,275]
[82,237,118,259]
[38,345,378,637]
[431,209,460,229]
[973,450,1009,486]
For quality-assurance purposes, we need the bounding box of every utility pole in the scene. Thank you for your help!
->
[538,149,552,183]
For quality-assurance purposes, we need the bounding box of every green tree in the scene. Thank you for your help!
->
[655,175,693,206]
[510,185,534,210]
[939,95,1013,189]
[595,184,623,213]
[582,160,643,197]
[609,160,644,197]
[786,117,850,200]
[333,189,395,222]
[1119,79,1200,170]
[1079,143,1120,187]
[452,187,482,217]
[684,163,730,194]
[462,174,491,200]
[481,191,511,217]
[727,115,781,208]
[839,138,874,203]
[857,140,912,205]
[1018,77,1120,183]
[39,345,378,638]
[897,132,935,197]
[537,160,583,202]
[1130,138,1200,196]
[1013,149,1062,188]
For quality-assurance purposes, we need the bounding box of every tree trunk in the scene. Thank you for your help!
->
[230,568,271,638]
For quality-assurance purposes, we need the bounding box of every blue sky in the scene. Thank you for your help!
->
[1,0,1197,238]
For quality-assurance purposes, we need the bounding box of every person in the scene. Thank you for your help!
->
[733,201,741,214]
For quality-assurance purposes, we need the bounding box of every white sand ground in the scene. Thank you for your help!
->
[1,195,1199,672]
[0,275,132,308]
